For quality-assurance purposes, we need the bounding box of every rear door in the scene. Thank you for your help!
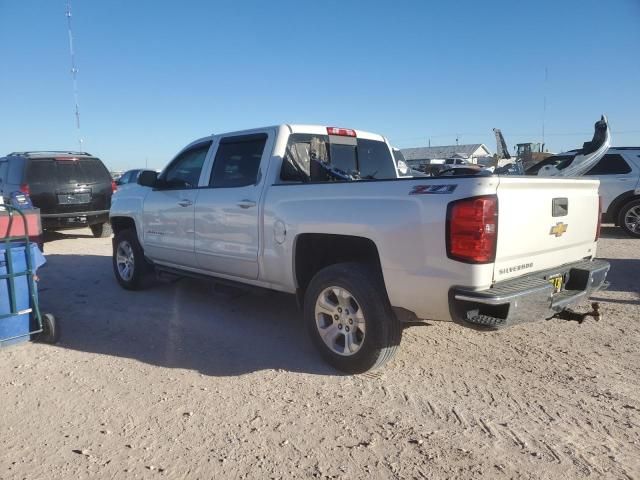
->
[194,131,273,279]
[494,177,600,283]
[142,142,211,268]
[583,153,638,213]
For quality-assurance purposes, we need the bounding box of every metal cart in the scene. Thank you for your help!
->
[0,205,58,346]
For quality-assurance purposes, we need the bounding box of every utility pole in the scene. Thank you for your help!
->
[66,1,83,151]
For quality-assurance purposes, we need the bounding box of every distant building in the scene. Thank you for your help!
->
[400,144,492,168]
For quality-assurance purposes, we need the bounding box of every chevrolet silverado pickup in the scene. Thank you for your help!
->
[109,125,610,373]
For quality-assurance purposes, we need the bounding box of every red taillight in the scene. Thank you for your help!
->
[326,127,356,137]
[447,195,498,264]
[19,183,30,196]
[595,196,602,241]
[111,180,117,193]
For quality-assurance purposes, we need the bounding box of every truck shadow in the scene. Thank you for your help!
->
[38,253,337,376]
[592,257,640,301]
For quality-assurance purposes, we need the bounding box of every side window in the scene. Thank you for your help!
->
[118,171,131,184]
[0,161,7,183]
[159,143,211,189]
[209,134,267,188]
[585,154,632,175]
[357,139,396,179]
[7,161,24,184]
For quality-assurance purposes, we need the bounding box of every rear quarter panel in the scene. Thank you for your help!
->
[262,176,499,321]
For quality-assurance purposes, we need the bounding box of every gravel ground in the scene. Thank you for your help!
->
[0,226,638,479]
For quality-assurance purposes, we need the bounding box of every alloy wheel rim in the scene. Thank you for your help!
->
[116,241,135,281]
[315,286,366,356]
[624,206,640,233]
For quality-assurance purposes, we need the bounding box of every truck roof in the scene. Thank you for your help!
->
[188,124,387,148]
[286,124,386,142]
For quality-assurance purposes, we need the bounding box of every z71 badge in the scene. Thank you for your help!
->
[409,184,457,195]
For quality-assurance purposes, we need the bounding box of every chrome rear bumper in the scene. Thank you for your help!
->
[450,259,610,329]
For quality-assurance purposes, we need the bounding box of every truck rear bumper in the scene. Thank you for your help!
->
[450,259,610,329]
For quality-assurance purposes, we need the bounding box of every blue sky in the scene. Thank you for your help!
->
[1,0,639,171]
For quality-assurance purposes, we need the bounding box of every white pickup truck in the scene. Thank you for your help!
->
[110,124,610,373]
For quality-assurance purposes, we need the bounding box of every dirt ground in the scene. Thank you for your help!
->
[0,226,638,479]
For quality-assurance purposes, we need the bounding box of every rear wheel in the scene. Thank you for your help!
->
[91,222,113,238]
[618,199,640,238]
[304,262,402,373]
[113,229,152,290]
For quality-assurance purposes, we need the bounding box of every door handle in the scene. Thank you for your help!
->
[178,199,193,207]
[237,199,257,209]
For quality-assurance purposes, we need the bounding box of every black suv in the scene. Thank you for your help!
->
[0,151,115,237]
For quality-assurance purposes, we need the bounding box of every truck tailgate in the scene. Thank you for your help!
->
[493,176,600,283]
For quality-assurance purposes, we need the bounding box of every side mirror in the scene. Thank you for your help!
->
[138,170,158,187]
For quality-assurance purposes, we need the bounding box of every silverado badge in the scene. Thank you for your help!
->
[549,222,568,237]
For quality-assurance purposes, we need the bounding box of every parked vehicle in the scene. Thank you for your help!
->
[115,169,156,187]
[110,125,609,372]
[0,151,115,237]
[527,147,640,238]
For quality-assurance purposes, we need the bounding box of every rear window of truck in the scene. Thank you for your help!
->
[280,134,396,183]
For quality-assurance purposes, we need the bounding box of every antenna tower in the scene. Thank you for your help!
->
[66,1,83,151]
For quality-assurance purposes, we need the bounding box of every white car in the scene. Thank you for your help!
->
[528,147,640,237]
[110,124,609,372]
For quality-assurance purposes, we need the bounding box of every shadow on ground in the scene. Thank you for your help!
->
[43,230,94,244]
[38,253,336,377]
[600,225,634,240]
[592,257,640,302]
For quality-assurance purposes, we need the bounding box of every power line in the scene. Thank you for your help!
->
[66,1,83,151]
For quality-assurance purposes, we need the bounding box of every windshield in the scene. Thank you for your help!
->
[280,134,397,182]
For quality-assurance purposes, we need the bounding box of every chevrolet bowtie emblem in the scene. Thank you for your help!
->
[550,222,568,237]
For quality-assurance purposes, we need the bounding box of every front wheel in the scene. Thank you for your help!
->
[91,222,113,238]
[618,199,640,238]
[113,229,152,290]
[304,262,402,373]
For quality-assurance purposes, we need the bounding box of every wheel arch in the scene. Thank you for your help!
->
[606,190,640,225]
[110,216,137,236]
[292,233,385,301]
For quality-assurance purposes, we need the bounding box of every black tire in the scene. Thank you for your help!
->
[34,313,59,344]
[618,199,640,238]
[112,229,152,290]
[304,262,402,374]
[91,222,113,238]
